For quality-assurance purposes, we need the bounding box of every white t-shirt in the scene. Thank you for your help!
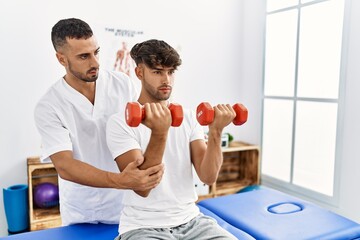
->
[34,70,138,226]
[106,107,205,234]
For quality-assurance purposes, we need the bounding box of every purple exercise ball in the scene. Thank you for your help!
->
[33,182,59,208]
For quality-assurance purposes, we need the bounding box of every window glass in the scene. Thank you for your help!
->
[264,10,298,97]
[297,0,344,98]
[262,99,294,181]
[293,101,337,196]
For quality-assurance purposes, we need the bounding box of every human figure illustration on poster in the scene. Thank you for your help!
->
[113,41,132,76]
[96,26,145,87]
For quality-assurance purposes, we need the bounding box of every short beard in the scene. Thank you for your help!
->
[143,81,171,101]
[81,73,98,82]
[69,63,98,82]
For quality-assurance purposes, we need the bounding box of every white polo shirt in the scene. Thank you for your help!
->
[106,108,205,234]
[34,70,137,226]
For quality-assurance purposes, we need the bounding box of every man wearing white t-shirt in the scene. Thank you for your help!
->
[34,18,164,226]
[106,39,237,239]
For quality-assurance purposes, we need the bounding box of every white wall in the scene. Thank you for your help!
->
[337,0,360,223]
[0,0,250,236]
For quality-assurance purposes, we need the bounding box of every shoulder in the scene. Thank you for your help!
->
[34,79,63,115]
[107,111,128,132]
[100,69,132,85]
[172,106,198,130]
[106,111,136,145]
[183,108,197,122]
[108,111,124,125]
[99,70,137,97]
[182,107,204,132]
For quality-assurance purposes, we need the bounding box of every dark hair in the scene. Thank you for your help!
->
[51,18,93,51]
[130,39,182,69]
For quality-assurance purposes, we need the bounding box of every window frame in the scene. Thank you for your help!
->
[260,0,350,207]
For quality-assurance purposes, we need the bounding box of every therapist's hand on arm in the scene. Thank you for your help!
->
[50,150,164,192]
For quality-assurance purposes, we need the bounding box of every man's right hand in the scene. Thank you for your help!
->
[142,103,172,134]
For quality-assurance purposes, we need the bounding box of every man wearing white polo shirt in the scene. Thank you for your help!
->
[34,18,164,226]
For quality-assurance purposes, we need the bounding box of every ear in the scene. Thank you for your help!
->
[56,52,66,66]
[134,65,144,80]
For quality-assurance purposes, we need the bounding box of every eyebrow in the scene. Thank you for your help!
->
[152,67,175,71]
[77,47,100,56]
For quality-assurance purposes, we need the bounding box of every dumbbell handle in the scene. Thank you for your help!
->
[125,102,183,127]
[196,102,248,126]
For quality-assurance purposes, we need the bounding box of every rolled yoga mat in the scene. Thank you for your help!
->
[3,184,29,234]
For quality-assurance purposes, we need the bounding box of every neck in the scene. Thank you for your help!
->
[64,75,96,104]
[138,95,168,106]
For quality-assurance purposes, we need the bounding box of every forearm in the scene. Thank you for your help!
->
[139,132,168,170]
[135,132,168,196]
[53,157,121,189]
[199,128,223,185]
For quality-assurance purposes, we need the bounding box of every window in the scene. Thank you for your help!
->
[262,0,345,204]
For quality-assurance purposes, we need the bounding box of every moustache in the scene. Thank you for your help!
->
[87,68,99,74]
[158,85,172,90]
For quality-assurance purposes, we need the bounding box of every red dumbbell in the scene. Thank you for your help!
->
[125,102,184,127]
[196,102,248,126]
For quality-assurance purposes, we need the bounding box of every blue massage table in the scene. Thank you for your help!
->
[0,223,118,240]
[198,186,360,240]
[2,186,360,240]
[0,210,252,240]
[0,213,252,240]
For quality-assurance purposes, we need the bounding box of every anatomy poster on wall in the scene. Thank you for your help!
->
[95,25,147,91]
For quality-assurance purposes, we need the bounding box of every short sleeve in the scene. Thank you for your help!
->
[114,71,139,102]
[106,112,141,160]
[189,110,205,142]
[34,101,72,161]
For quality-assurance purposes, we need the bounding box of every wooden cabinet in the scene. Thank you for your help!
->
[197,141,260,201]
[27,157,61,231]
